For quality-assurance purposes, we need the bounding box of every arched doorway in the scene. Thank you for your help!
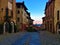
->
[3,21,15,34]
[3,22,9,34]
[11,22,15,33]
[56,22,60,34]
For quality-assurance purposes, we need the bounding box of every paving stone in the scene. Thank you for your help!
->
[40,31,60,45]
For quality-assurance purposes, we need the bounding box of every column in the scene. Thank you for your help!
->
[3,22,6,34]
[11,22,14,33]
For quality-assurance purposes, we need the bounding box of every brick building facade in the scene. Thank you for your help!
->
[0,0,16,34]
[43,0,60,34]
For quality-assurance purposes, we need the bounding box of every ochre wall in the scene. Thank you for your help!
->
[54,0,60,33]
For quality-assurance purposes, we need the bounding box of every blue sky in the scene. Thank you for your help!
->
[16,0,48,24]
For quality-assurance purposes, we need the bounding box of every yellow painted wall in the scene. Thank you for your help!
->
[22,9,29,25]
[0,0,8,24]
[0,0,16,24]
[16,8,23,30]
[54,0,60,33]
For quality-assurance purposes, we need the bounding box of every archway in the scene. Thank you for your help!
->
[56,22,60,34]
[3,22,9,34]
[3,21,15,34]
[10,21,14,33]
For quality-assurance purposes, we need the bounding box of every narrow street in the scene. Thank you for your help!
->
[1,0,60,45]
[0,32,41,45]
[12,32,41,45]
[0,31,60,45]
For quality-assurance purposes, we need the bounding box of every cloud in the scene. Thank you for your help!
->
[31,14,44,24]
[33,20,42,24]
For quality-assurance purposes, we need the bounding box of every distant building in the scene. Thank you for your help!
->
[16,2,33,31]
[43,0,60,34]
[29,19,34,26]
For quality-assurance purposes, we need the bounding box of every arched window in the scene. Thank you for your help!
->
[17,10,20,14]
[59,24,60,29]
[17,17,20,22]
[57,10,59,20]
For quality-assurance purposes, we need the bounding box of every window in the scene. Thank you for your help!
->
[59,24,60,29]
[17,18,20,22]
[1,8,3,11]
[57,10,59,20]
[50,23,52,32]
[17,10,20,14]
[11,10,13,17]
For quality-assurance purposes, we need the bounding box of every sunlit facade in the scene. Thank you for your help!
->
[0,0,16,33]
[43,0,60,34]
[16,2,33,31]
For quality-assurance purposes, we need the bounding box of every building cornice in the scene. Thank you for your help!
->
[45,0,55,11]
[16,2,28,10]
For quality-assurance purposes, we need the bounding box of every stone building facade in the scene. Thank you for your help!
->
[16,2,33,31]
[0,0,16,34]
[43,0,60,34]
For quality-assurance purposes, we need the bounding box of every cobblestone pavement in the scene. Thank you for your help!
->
[12,32,41,45]
[0,31,59,45]
[0,32,26,45]
[0,32,41,45]
[40,31,60,45]
[29,32,41,45]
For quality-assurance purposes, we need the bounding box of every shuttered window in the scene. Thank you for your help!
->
[59,24,60,29]
[57,10,59,20]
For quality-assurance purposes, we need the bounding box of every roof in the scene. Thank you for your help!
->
[45,0,55,11]
[42,17,45,19]
[16,1,28,10]
[30,19,34,21]
[26,11,30,16]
